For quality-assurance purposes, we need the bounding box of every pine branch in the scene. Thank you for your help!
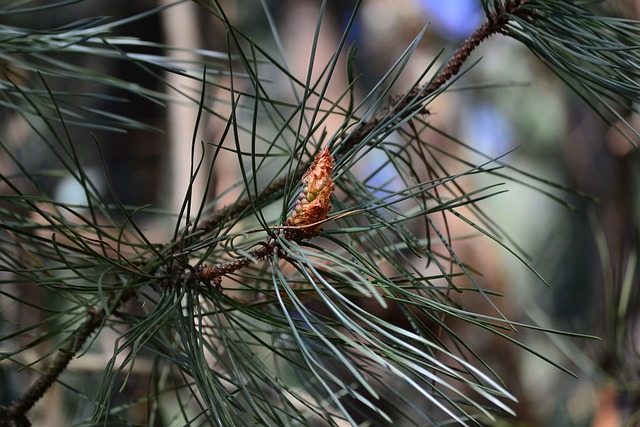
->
[5,0,638,424]
[0,305,112,427]
[7,307,106,417]
[196,0,529,239]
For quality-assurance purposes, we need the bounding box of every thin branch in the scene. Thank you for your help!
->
[196,1,527,238]
[2,306,108,427]
[182,243,274,290]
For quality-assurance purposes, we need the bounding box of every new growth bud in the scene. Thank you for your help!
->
[284,147,334,239]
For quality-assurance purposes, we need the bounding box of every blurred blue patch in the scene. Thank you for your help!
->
[464,103,513,157]
[417,0,484,40]
[362,147,403,203]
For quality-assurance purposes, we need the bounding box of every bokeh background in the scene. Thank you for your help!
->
[1,1,639,425]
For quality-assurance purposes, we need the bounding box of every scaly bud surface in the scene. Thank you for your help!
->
[284,147,334,239]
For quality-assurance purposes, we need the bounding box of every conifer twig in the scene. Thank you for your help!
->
[1,307,108,427]
[197,1,528,237]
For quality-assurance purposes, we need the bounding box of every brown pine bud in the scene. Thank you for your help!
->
[283,147,335,239]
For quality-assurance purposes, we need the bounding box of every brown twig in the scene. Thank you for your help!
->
[1,306,108,427]
[194,172,300,234]
[183,243,275,289]
[197,1,527,239]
